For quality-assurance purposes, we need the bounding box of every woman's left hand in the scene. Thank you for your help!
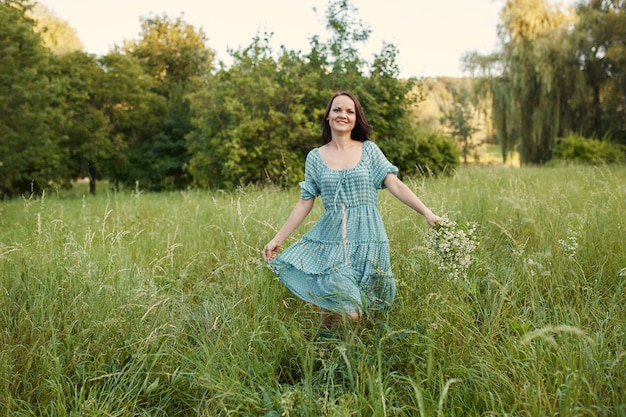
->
[425,212,442,227]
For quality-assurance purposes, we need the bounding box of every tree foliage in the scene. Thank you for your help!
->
[0,0,63,197]
[497,0,576,164]
[187,36,324,188]
[29,2,82,55]
[98,52,166,191]
[186,0,443,189]
[49,51,165,195]
[439,81,480,163]
[1,0,456,197]
[123,14,214,190]
[573,0,626,142]
[465,0,626,164]
[47,51,112,194]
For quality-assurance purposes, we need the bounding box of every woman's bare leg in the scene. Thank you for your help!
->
[319,309,360,329]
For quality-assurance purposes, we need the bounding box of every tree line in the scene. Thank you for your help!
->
[2,0,625,198]
[1,0,457,198]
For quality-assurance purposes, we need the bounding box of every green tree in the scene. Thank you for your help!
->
[324,0,370,89]
[123,14,213,190]
[500,0,577,164]
[0,0,64,197]
[187,35,320,188]
[98,52,166,190]
[467,0,626,161]
[29,2,82,55]
[48,51,112,194]
[574,1,626,142]
[42,50,164,196]
[187,0,442,188]
[358,43,430,175]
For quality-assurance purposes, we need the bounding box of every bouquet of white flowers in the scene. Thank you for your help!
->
[425,216,479,281]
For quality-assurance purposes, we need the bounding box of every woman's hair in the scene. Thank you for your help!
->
[321,90,373,144]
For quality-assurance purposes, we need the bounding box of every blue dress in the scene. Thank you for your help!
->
[268,140,399,314]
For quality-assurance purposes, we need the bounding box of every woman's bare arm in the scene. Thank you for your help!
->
[263,198,315,261]
[384,174,441,227]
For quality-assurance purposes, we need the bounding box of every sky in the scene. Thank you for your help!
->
[38,0,576,79]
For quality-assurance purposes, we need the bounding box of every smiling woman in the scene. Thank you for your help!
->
[263,90,443,334]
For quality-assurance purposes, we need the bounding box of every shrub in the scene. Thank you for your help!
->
[384,129,459,176]
[550,134,626,165]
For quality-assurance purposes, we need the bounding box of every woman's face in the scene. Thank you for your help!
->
[327,94,356,134]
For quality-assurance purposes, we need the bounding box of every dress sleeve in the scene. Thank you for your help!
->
[299,149,320,199]
[367,141,399,190]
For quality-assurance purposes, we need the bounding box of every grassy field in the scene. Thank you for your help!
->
[1,165,624,416]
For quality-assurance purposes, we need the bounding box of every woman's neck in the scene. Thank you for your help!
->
[330,133,356,150]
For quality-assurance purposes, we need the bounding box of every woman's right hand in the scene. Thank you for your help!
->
[262,198,314,262]
[263,239,281,261]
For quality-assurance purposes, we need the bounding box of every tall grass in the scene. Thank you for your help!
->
[0,165,624,416]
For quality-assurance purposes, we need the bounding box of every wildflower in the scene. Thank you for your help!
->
[558,229,579,259]
[426,216,479,281]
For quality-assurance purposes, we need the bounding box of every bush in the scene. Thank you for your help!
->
[381,129,460,177]
[550,134,626,165]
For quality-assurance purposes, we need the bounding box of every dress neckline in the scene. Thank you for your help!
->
[316,140,367,172]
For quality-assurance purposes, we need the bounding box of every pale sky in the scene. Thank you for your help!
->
[38,0,576,78]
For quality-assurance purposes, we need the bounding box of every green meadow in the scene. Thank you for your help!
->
[1,165,624,416]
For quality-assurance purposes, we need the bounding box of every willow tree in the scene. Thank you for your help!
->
[499,0,579,164]
[465,0,578,164]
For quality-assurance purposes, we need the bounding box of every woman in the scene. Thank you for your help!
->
[263,90,441,330]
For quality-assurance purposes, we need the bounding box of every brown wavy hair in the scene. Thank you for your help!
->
[321,90,373,144]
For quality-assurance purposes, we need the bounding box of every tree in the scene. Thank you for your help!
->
[464,0,578,165]
[29,2,82,55]
[358,43,428,175]
[0,0,64,197]
[324,0,370,89]
[600,0,626,140]
[187,0,440,189]
[187,35,320,188]
[123,14,214,190]
[98,52,166,190]
[48,51,112,195]
[573,1,626,143]
[502,0,579,164]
